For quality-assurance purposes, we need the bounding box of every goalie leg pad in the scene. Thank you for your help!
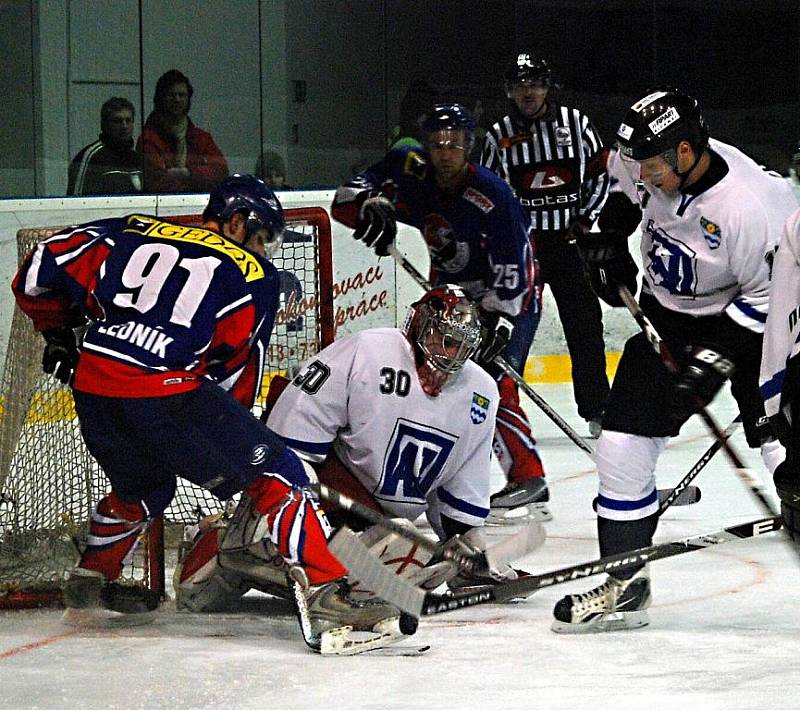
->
[174,526,252,611]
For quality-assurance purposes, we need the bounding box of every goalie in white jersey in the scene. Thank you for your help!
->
[175,286,516,630]
[553,88,799,633]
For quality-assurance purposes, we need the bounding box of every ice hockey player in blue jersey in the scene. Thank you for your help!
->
[332,102,550,522]
[553,89,798,633]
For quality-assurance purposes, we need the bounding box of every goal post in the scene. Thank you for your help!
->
[0,207,334,608]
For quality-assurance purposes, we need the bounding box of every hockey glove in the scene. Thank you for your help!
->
[670,346,735,423]
[352,194,396,257]
[576,230,639,308]
[774,459,800,541]
[475,309,514,366]
[564,215,592,244]
[41,327,79,385]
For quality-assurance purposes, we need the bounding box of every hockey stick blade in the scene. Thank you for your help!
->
[334,516,781,617]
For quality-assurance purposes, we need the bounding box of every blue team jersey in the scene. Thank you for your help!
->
[13,214,280,406]
[333,145,535,317]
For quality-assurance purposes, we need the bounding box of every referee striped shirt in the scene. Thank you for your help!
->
[481,104,609,232]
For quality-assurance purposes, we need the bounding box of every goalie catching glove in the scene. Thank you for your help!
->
[42,326,80,385]
[576,230,639,308]
[475,308,514,365]
[352,192,396,257]
[670,346,735,422]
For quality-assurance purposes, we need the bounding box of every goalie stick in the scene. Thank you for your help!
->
[386,244,594,457]
[315,482,545,573]
[329,515,782,618]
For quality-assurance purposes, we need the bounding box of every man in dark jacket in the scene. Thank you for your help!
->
[67,97,142,196]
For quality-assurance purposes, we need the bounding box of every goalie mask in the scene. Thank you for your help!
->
[403,285,481,396]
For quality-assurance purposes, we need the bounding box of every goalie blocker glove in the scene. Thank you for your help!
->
[671,346,735,422]
[353,192,396,257]
[475,308,514,365]
[42,326,80,385]
[576,230,639,308]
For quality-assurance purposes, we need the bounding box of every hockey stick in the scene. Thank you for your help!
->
[656,416,740,515]
[617,286,779,518]
[386,244,594,457]
[315,482,544,573]
[329,515,782,617]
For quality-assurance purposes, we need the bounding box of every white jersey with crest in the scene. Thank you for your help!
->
[266,328,499,530]
[608,139,798,332]
[760,208,800,419]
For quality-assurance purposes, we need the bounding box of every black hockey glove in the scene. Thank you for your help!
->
[41,327,79,385]
[576,230,639,307]
[352,194,396,257]
[670,346,735,422]
[774,458,800,540]
[564,215,592,244]
[475,309,514,366]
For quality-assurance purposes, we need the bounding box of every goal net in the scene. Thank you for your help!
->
[0,207,334,608]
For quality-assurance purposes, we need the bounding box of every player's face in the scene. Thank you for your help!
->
[509,79,549,119]
[105,110,134,143]
[162,83,190,119]
[427,129,469,186]
[624,153,682,194]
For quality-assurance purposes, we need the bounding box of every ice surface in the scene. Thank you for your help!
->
[2,385,799,710]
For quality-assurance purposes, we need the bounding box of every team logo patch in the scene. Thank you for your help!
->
[555,127,572,146]
[250,444,270,466]
[617,123,633,140]
[700,217,722,249]
[463,187,495,213]
[470,393,490,424]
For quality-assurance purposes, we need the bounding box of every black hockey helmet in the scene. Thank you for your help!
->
[203,174,285,257]
[421,103,476,151]
[616,89,709,163]
[504,52,553,95]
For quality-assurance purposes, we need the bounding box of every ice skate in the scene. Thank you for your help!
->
[551,566,651,634]
[62,568,159,628]
[488,478,551,524]
[290,568,417,655]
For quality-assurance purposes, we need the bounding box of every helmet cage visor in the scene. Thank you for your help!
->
[416,302,481,374]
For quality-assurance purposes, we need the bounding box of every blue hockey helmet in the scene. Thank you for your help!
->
[421,103,476,151]
[203,174,285,257]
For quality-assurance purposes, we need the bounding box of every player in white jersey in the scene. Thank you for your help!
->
[175,286,515,618]
[760,208,800,540]
[553,89,798,633]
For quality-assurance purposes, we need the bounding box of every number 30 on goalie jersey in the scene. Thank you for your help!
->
[268,328,496,526]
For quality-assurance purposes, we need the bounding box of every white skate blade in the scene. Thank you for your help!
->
[61,606,156,628]
[487,502,552,526]
[319,616,410,656]
[550,609,650,635]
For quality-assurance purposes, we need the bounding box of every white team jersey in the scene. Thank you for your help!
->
[608,139,798,331]
[267,328,499,530]
[760,208,800,419]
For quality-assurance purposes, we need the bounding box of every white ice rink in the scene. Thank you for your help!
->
[2,384,799,710]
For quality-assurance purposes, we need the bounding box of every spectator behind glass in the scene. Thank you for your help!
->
[256,149,292,189]
[388,76,439,148]
[67,97,142,196]
[139,69,229,193]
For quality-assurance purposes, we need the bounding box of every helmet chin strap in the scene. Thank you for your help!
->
[669,145,703,189]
